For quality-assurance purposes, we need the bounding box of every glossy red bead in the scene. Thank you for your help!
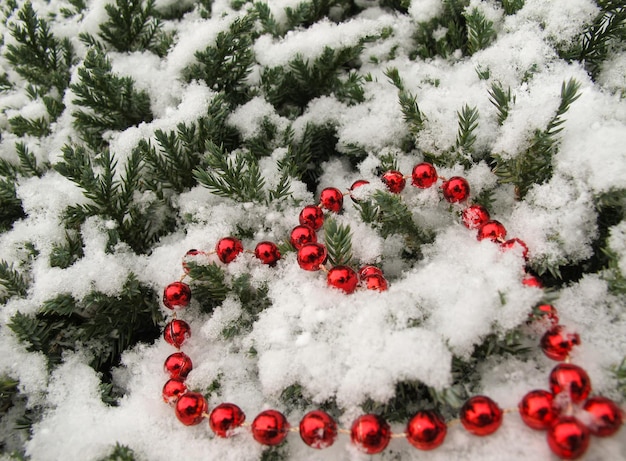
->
[501,237,529,260]
[406,410,447,450]
[358,265,383,279]
[215,237,243,263]
[534,304,559,325]
[477,220,506,242]
[209,403,246,437]
[327,265,358,294]
[362,274,388,291]
[518,389,557,430]
[540,325,581,361]
[175,392,207,426]
[350,414,391,454]
[290,225,317,250]
[251,410,290,446]
[299,410,338,449]
[162,378,187,404]
[297,243,327,271]
[461,204,490,229]
[460,395,503,436]
[382,170,406,194]
[163,281,192,310]
[319,187,344,213]
[582,396,624,437]
[254,241,281,266]
[547,416,590,460]
[442,176,470,203]
[549,363,591,404]
[349,179,370,202]
[411,162,438,188]
[299,205,324,231]
[164,352,193,379]
[522,273,543,288]
[163,319,191,348]
[182,249,203,274]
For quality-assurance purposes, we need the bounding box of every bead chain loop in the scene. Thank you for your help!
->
[161,162,624,458]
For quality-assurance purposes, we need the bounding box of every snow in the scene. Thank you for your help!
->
[0,0,625,460]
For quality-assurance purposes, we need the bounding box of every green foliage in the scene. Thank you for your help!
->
[0,375,19,415]
[8,275,161,371]
[5,1,74,92]
[49,231,84,269]
[60,0,87,18]
[412,0,469,59]
[464,8,496,55]
[385,68,425,139]
[184,15,256,105]
[455,104,479,152]
[98,443,137,461]
[498,0,524,15]
[261,45,364,116]
[185,262,229,313]
[560,1,626,80]
[70,48,153,147]
[0,178,25,233]
[493,79,581,199]
[8,90,65,138]
[613,357,626,401]
[256,0,351,37]
[0,261,28,304]
[193,142,266,203]
[323,218,353,266]
[380,0,410,14]
[54,145,171,254]
[488,82,514,126]
[95,0,169,56]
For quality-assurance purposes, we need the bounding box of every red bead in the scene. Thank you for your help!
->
[382,170,406,194]
[583,396,623,437]
[350,414,391,454]
[163,319,191,348]
[522,273,543,288]
[251,410,290,446]
[209,403,246,437]
[182,249,204,274]
[459,396,503,436]
[540,325,581,361]
[290,225,317,250]
[477,220,506,242]
[518,389,557,430]
[162,378,187,404]
[534,304,559,325]
[461,204,490,229]
[215,237,243,263]
[164,352,193,379]
[299,205,324,231]
[362,274,388,291]
[327,266,358,294]
[163,281,192,310]
[411,162,438,188]
[297,243,327,271]
[349,179,370,202]
[406,410,447,450]
[358,265,383,279]
[254,241,281,266]
[549,363,591,404]
[501,238,529,260]
[319,187,344,213]
[174,392,207,426]
[299,410,338,449]
[442,176,470,203]
[547,416,590,460]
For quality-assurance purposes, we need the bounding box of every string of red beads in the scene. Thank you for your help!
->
[160,162,624,458]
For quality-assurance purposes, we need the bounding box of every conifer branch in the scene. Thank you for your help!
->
[488,82,514,125]
[50,231,84,269]
[323,217,353,267]
[412,0,469,59]
[0,261,28,303]
[385,67,425,136]
[498,0,524,15]
[185,262,229,313]
[455,104,479,152]
[0,179,26,232]
[16,142,48,177]
[465,8,496,55]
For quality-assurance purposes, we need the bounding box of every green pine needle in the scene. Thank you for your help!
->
[324,217,353,267]
[488,82,514,126]
[465,8,496,55]
[455,104,479,152]
[0,260,29,303]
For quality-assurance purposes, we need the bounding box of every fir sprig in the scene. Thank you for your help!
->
[455,104,479,152]
[50,231,84,269]
[488,82,514,126]
[185,262,229,313]
[5,1,74,92]
[0,179,25,232]
[498,0,524,15]
[412,0,469,59]
[15,142,48,177]
[464,8,496,55]
[385,67,426,138]
[323,218,353,266]
[493,79,581,199]
[0,260,28,303]
[70,48,153,147]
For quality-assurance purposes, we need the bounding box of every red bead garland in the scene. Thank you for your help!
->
[156,160,623,457]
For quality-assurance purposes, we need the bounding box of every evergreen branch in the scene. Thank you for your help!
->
[498,0,524,15]
[41,294,79,316]
[0,179,25,232]
[16,142,48,177]
[612,357,626,401]
[9,115,51,137]
[70,48,153,147]
[493,79,581,199]
[8,311,70,366]
[184,15,255,105]
[50,231,84,269]
[0,260,28,303]
[0,72,13,92]
[284,0,343,31]
[5,1,74,92]
[98,444,137,461]
[267,169,293,203]
[385,67,425,136]
[455,104,479,152]
[323,218,353,267]
[254,2,282,37]
[412,0,469,59]
[464,8,496,55]
[186,262,229,313]
[193,142,265,202]
[488,82,514,125]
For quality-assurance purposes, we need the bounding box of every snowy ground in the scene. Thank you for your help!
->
[0,0,625,460]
